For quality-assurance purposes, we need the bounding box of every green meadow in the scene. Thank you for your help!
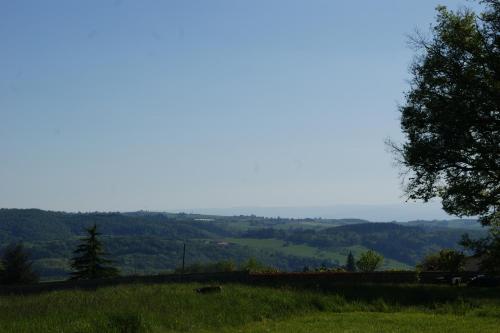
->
[225,237,412,270]
[1,283,499,333]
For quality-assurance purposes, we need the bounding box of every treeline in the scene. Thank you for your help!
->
[174,258,278,274]
[0,209,227,243]
[177,251,386,275]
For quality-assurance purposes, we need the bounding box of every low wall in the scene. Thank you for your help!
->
[0,271,483,295]
[248,271,418,287]
[418,271,478,284]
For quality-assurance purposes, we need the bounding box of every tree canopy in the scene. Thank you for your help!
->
[416,249,465,272]
[392,1,500,226]
[1,243,38,284]
[356,250,384,272]
[461,230,500,272]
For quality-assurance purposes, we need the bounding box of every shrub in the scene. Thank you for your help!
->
[417,249,465,272]
[356,250,384,272]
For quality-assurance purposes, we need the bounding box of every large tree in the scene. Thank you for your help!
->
[70,224,119,280]
[392,1,500,227]
[1,243,38,284]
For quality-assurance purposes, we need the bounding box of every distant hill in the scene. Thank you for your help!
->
[0,209,486,280]
[186,202,452,221]
[402,219,481,230]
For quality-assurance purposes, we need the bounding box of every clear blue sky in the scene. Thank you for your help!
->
[0,0,478,215]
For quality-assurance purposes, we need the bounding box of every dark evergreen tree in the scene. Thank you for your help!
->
[345,251,356,272]
[70,224,119,280]
[1,243,38,284]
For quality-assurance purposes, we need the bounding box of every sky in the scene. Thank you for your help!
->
[0,0,481,218]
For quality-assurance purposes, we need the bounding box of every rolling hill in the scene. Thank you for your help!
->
[0,209,486,280]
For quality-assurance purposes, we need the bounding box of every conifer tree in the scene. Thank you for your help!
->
[345,251,356,272]
[70,224,119,280]
[1,243,38,284]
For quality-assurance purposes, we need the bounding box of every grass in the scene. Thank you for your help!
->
[0,283,499,332]
[225,237,411,270]
[218,312,500,333]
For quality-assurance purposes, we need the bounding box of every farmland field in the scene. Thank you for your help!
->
[1,283,499,332]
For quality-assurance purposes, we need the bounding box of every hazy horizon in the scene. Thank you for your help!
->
[177,202,454,222]
[2,201,461,222]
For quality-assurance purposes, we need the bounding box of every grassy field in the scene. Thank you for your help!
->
[225,237,412,270]
[221,312,500,333]
[0,283,499,332]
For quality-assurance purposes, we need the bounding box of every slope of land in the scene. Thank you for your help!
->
[0,209,486,280]
[0,283,498,332]
[225,238,411,270]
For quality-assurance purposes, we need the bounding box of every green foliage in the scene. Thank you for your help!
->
[461,228,500,273]
[0,243,38,284]
[345,251,356,272]
[356,250,384,272]
[392,3,500,226]
[417,249,465,272]
[70,224,119,280]
[241,257,278,273]
[314,265,346,272]
[0,209,487,279]
[174,260,236,274]
[285,223,480,266]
